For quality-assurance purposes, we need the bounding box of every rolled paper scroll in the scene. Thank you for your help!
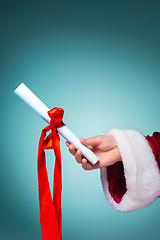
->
[14,83,99,165]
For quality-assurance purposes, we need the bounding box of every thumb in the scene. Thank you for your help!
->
[80,136,101,147]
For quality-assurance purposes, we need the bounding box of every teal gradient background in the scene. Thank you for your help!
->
[1,0,160,239]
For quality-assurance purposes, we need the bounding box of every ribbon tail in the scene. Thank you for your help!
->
[53,133,62,240]
[38,130,61,240]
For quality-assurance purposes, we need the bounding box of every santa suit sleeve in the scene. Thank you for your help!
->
[100,129,160,212]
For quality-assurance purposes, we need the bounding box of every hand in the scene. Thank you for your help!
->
[66,135,121,170]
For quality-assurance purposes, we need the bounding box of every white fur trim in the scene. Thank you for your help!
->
[100,129,160,212]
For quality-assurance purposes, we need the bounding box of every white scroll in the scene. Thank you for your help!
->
[14,83,99,165]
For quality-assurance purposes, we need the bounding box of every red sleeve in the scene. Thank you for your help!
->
[146,132,160,169]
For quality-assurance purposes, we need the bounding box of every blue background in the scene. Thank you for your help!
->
[1,0,160,239]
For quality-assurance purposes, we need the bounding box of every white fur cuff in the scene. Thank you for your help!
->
[100,128,160,212]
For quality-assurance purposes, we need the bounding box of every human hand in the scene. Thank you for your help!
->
[66,135,121,170]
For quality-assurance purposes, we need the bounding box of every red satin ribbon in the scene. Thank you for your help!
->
[37,107,65,240]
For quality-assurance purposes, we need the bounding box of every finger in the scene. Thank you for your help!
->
[75,149,83,163]
[92,160,100,169]
[86,145,94,151]
[82,158,94,171]
[66,141,70,147]
[80,136,103,148]
[69,144,77,156]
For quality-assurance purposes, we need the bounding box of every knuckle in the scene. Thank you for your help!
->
[70,145,74,151]
[75,156,79,162]
[75,151,81,162]
[69,147,73,153]
[75,153,78,159]
[75,151,78,157]
[76,157,81,164]
[69,145,72,151]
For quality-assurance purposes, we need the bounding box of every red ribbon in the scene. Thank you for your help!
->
[37,107,65,240]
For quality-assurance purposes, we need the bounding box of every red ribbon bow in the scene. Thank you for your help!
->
[38,107,65,240]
